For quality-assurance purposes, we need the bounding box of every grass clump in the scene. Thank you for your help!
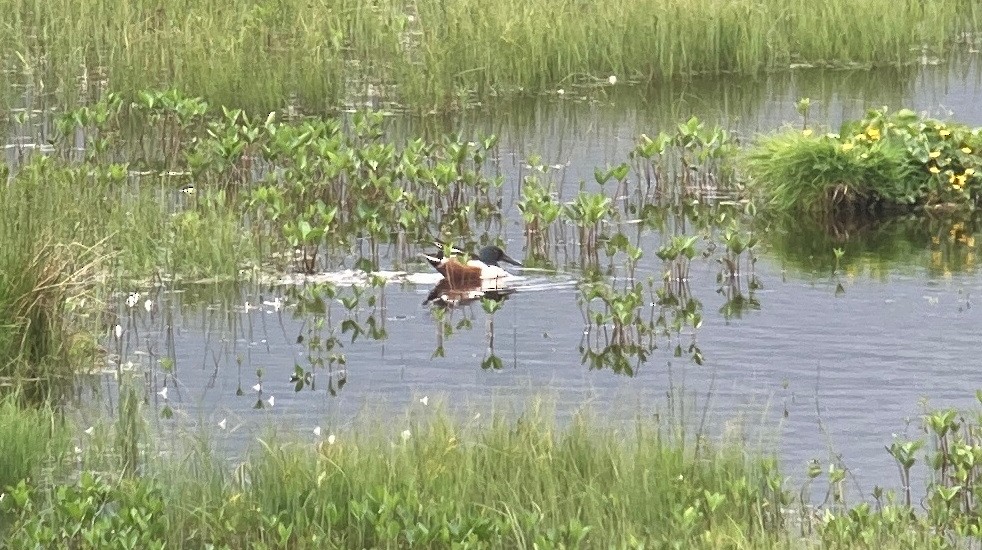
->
[0,150,256,395]
[0,162,103,397]
[746,107,982,221]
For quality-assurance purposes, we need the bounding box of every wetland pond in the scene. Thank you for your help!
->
[54,59,982,498]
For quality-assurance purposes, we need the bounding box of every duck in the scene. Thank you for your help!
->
[422,242,523,288]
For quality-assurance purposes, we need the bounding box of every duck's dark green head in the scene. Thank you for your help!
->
[477,245,522,267]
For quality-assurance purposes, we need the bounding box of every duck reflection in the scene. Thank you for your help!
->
[423,278,516,307]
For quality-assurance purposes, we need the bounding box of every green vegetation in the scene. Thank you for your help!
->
[746,107,982,220]
[1,0,978,111]
[0,161,104,398]
[7,82,982,547]
[0,402,789,548]
[7,395,982,547]
[0,90,749,398]
[0,395,71,493]
[4,90,745,281]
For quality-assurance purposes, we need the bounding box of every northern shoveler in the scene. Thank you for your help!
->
[422,243,522,288]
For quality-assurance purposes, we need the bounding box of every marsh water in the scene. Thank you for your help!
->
[12,58,982,497]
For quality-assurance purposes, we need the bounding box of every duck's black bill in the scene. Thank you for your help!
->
[500,253,523,267]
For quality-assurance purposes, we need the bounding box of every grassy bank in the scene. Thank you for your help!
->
[1,0,978,111]
[0,400,792,548]
[5,394,982,548]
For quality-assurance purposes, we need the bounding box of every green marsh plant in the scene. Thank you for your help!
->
[54,92,124,164]
[657,234,699,285]
[577,278,654,375]
[715,215,761,319]
[246,112,502,272]
[649,233,706,365]
[747,107,982,221]
[129,89,209,171]
[188,106,265,189]
[815,396,982,548]
[629,117,738,208]
[517,159,563,262]
[564,188,612,264]
[286,283,348,396]
[0,394,71,493]
[0,162,106,398]
[3,0,979,111]
[1,401,788,548]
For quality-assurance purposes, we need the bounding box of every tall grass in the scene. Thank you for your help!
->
[2,402,792,548]
[0,154,258,398]
[0,160,102,397]
[5,397,971,548]
[2,156,258,282]
[0,0,977,111]
[0,394,70,492]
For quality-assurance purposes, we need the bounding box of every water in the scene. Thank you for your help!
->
[108,243,981,496]
[17,57,982,498]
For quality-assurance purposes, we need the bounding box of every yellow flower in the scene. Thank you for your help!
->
[802,128,813,137]
[962,147,972,154]
[841,142,855,152]
[929,165,940,174]
[929,150,941,159]
[855,133,867,141]
[966,168,977,176]
[940,129,952,138]
[865,127,881,141]
[952,174,967,190]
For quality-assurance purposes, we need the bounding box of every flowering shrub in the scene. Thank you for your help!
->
[746,107,982,219]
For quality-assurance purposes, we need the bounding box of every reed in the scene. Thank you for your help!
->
[0,153,261,400]
[0,0,977,111]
